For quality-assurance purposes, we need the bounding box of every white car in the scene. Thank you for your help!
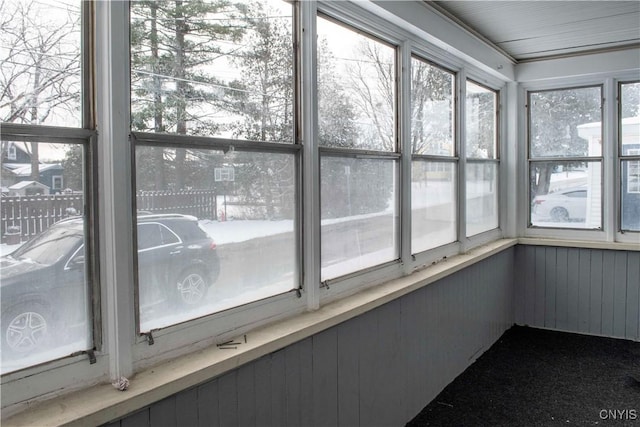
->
[532,187,587,222]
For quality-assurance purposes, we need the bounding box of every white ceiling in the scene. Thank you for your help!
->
[428,1,640,62]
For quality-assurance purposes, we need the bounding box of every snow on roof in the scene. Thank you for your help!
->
[3,163,63,176]
[8,180,49,190]
[578,116,640,129]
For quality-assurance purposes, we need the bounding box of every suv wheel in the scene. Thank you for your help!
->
[3,303,52,354]
[176,269,208,305]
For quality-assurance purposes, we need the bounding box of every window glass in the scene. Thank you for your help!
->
[0,141,90,374]
[320,157,398,281]
[135,146,297,332]
[130,0,294,143]
[620,82,640,231]
[411,161,456,253]
[530,161,602,229]
[0,0,82,127]
[529,87,602,158]
[466,162,498,236]
[466,81,497,159]
[316,16,396,151]
[411,57,455,156]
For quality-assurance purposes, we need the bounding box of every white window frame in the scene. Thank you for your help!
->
[628,149,640,194]
[519,73,640,244]
[0,0,104,413]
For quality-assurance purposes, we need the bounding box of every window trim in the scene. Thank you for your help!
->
[525,84,605,232]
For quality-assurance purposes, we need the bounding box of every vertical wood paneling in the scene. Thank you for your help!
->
[254,357,272,426]
[284,344,302,427]
[312,329,338,427]
[544,247,557,328]
[566,248,581,331]
[175,387,198,427]
[298,338,314,427]
[578,249,592,333]
[376,301,404,426]
[523,246,536,325]
[613,251,629,338]
[601,250,616,336]
[197,380,219,427]
[555,248,569,330]
[626,252,640,341]
[589,250,604,335]
[337,319,360,427]
[109,249,516,427]
[400,284,425,420]
[217,372,238,427]
[149,396,176,427]
[236,360,255,427]
[534,247,546,326]
[515,246,638,342]
[514,244,526,325]
[270,350,287,427]
[121,409,149,427]
[357,309,378,427]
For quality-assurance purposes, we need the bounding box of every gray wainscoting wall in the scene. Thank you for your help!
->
[104,248,515,427]
[514,245,640,342]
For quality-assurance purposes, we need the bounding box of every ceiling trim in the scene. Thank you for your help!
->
[516,42,640,64]
[424,1,517,64]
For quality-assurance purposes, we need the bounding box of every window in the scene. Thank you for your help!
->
[130,0,298,332]
[411,57,457,253]
[0,0,82,127]
[52,175,63,190]
[620,81,640,231]
[7,143,17,160]
[466,80,499,236]
[0,0,94,375]
[528,86,603,229]
[317,15,399,282]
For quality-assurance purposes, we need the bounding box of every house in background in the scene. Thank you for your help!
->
[578,116,640,229]
[7,180,50,196]
[1,142,64,194]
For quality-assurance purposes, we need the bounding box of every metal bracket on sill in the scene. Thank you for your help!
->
[142,331,155,346]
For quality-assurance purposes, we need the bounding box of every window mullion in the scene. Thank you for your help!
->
[458,69,468,249]
[301,0,320,310]
[95,0,135,381]
[399,41,412,273]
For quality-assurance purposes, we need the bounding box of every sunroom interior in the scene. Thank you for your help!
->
[0,0,639,425]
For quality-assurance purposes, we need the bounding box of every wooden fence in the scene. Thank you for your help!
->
[1,194,84,244]
[136,190,217,220]
[1,190,217,244]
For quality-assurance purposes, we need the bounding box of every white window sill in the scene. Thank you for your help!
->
[3,238,517,427]
[518,237,640,252]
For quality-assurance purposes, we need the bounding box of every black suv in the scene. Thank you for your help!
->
[0,214,220,359]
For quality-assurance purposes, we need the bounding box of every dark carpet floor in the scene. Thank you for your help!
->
[407,325,640,426]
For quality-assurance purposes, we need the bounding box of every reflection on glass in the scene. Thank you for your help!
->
[411,57,455,156]
[134,146,297,332]
[320,157,398,281]
[0,142,89,374]
[622,159,640,231]
[0,0,82,127]
[620,82,640,231]
[466,81,497,159]
[466,162,498,236]
[530,161,602,229]
[412,161,456,253]
[317,16,396,151]
[130,0,294,142]
[529,87,602,158]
